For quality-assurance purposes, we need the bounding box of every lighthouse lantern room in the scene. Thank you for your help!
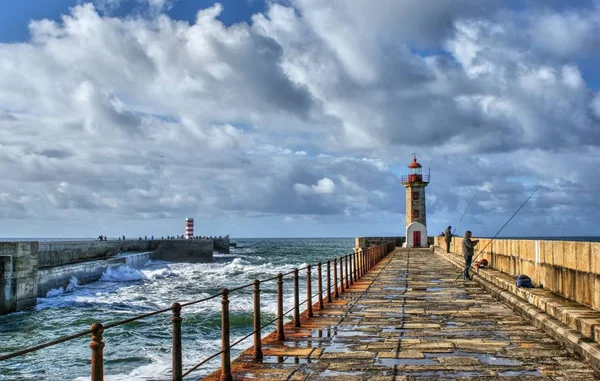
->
[401,154,430,247]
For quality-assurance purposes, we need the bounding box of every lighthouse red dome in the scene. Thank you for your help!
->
[408,157,422,168]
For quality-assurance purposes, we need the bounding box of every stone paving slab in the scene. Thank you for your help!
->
[204,248,600,380]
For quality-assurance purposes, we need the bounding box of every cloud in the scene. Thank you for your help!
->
[0,1,599,236]
[294,177,336,195]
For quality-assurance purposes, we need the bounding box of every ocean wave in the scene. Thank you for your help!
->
[100,265,178,282]
[44,276,79,298]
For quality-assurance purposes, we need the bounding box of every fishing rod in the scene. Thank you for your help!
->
[454,185,541,281]
[452,192,477,236]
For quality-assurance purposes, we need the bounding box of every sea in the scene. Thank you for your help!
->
[1,236,599,381]
[0,238,355,381]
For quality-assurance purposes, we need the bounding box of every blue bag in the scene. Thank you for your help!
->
[516,274,532,288]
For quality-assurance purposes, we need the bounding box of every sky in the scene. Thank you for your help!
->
[0,0,599,239]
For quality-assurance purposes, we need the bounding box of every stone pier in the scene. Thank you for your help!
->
[0,242,38,314]
[204,248,599,380]
[0,238,226,315]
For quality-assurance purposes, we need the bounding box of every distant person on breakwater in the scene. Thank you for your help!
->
[462,230,479,280]
[444,226,452,253]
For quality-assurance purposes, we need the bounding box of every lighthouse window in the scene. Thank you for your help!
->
[412,191,419,200]
[412,210,420,218]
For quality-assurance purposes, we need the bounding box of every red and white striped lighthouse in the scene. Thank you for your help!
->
[185,217,194,239]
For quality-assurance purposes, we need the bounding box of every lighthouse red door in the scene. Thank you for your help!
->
[413,231,421,247]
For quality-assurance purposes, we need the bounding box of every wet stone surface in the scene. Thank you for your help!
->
[204,248,600,380]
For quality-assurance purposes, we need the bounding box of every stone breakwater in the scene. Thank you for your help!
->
[436,236,600,312]
[0,237,229,315]
[204,248,599,380]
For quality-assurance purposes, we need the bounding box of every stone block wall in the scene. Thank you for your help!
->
[0,242,38,314]
[213,238,230,253]
[435,236,600,311]
[355,237,405,250]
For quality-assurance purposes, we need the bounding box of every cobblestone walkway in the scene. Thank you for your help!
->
[206,248,600,380]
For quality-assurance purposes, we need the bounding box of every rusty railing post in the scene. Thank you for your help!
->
[333,259,339,298]
[362,249,366,276]
[171,303,183,381]
[306,265,313,317]
[353,252,357,282]
[294,268,300,327]
[253,280,263,361]
[350,252,356,283]
[358,250,362,278]
[221,288,232,381]
[317,262,324,310]
[276,273,285,341]
[326,261,332,303]
[348,254,354,284]
[90,322,104,381]
[339,256,344,293]
[344,255,349,288]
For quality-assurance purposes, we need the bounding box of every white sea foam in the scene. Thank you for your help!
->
[100,266,147,282]
[99,264,178,282]
[44,276,79,298]
[17,239,351,381]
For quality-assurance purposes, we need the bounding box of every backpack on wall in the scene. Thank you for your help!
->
[516,274,533,288]
[476,258,489,268]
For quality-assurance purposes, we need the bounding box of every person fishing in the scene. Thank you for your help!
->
[444,225,452,253]
[455,185,540,282]
[462,230,479,280]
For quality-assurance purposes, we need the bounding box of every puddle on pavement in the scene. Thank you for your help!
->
[498,370,542,377]
[382,327,407,333]
[334,330,372,337]
[425,351,522,366]
[323,341,352,353]
[480,355,521,366]
[382,286,406,291]
[399,371,488,377]
[454,372,489,377]
[377,358,439,366]
[262,356,311,364]
[320,370,365,377]
[311,328,334,338]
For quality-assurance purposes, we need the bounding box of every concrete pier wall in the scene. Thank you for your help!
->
[38,257,127,297]
[213,238,230,254]
[0,238,218,314]
[38,238,227,267]
[435,236,600,312]
[0,242,38,314]
[151,239,214,262]
[355,237,404,250]
[40,240,158,267]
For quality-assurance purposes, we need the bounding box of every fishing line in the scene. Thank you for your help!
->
[452,192,477,236]
[455,185,541,281]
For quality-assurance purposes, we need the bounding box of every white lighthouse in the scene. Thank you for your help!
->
[401,155,430,247]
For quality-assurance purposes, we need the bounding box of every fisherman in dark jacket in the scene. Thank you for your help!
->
[462,230,479,280]
[444,226,452,253]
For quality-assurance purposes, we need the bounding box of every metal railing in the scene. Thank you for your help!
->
[0,241,395,380]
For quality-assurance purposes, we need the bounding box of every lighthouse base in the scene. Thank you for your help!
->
[406,222,428,248]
